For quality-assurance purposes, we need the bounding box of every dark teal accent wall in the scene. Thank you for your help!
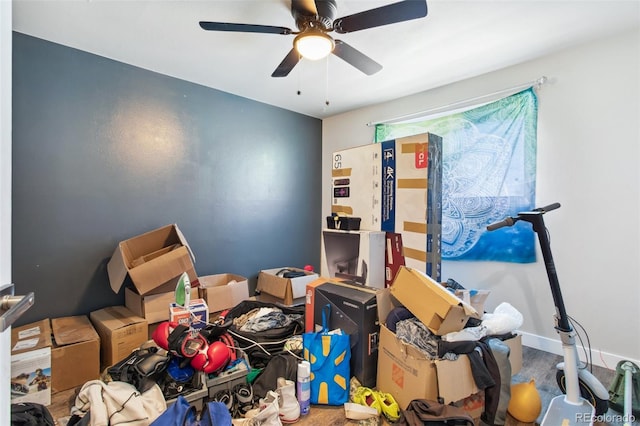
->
[12,32,322,325]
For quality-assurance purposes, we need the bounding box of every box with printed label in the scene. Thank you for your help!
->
[90,305,148,369]
[331,133,443,281]
[198,273,249,314]
[107,224,197,296]
[11,319,53,406]
[385,232,405,288]
[169,298,209,332]
[256,267,319,306]
[320,229,386,289]
[375,287,521,407]
[125,286,199,324]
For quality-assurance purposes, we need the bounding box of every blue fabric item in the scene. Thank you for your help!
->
[199,401,233,426]
[150,395,197,426]
[302,304,351,406]
[385,306,415,332]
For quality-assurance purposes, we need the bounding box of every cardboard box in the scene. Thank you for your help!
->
[376,288,522,407]
[198,273,249,314]
[169,298,209,332]
[305,277,347,332]
[125,286,199,324]
[256,267,319,306]
[107,224,197,296]
[11,319,53,406]
[11,319,52,355]
[90,306,148,369]
[50,315,101,392]
[390,266,478,335]
[331,133,443,281]
[320,229,386,289]
[385,232,405,288]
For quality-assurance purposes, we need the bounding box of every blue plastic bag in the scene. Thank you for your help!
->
[302,304,351,406]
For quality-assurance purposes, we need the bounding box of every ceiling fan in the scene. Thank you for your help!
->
[199,0,428,78]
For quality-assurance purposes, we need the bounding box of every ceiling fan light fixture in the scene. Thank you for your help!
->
[294,31,335,60]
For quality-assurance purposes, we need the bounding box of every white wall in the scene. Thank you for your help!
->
[1,0,13,422]
[322,29,640,369]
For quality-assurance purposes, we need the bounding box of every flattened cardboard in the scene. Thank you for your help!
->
[256,267,319,306]
[50,315,100,392]
[107,224,197,296]
[90,305,148,369]
[198,273,249,314]
[390,266,478,335]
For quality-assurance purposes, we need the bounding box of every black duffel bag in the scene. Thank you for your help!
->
[223,299,304,368]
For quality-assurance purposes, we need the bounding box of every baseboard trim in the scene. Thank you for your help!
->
[520,331,640,371]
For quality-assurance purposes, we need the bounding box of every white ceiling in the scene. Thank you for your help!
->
[12,0,640,119]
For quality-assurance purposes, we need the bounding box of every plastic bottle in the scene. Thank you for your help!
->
[297,360,311,416]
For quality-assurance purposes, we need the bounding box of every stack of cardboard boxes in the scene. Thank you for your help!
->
[11,223,252,407]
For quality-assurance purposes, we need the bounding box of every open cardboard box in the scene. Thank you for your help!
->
[256,267,319,306]
[107,224,197,296]
[50,315,101,393]
[390,266,480,335]
[198,273,249,314]
[376,286,522,408]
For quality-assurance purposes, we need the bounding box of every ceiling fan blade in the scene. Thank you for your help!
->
[333,0,428,34]
[199,21,293,35]
[291,0,318,17]
[272,48,302,77]
[332,40,382,75]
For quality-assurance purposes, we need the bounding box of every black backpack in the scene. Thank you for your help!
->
[251,353,300,400]
[11,402,55,426]
[224,300,304,368]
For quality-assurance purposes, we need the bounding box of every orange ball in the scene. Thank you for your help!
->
[508,379,542,423]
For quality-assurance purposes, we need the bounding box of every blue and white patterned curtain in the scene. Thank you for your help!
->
[375,88,538,263]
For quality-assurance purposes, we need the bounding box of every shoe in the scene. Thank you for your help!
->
[352,387,381,414]
[344,402,379,420]
[211,389,234,415]
[250,391,283,426]
[276,377,300,423]
[233,391,283,425]
[375,391,400,422]
[234,382,255,418]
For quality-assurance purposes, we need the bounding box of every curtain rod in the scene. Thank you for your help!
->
[366,76,548,127]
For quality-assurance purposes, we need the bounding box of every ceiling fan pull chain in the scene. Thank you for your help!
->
[325,56,330,107]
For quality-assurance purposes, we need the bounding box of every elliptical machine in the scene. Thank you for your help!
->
[487,202,609,425]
